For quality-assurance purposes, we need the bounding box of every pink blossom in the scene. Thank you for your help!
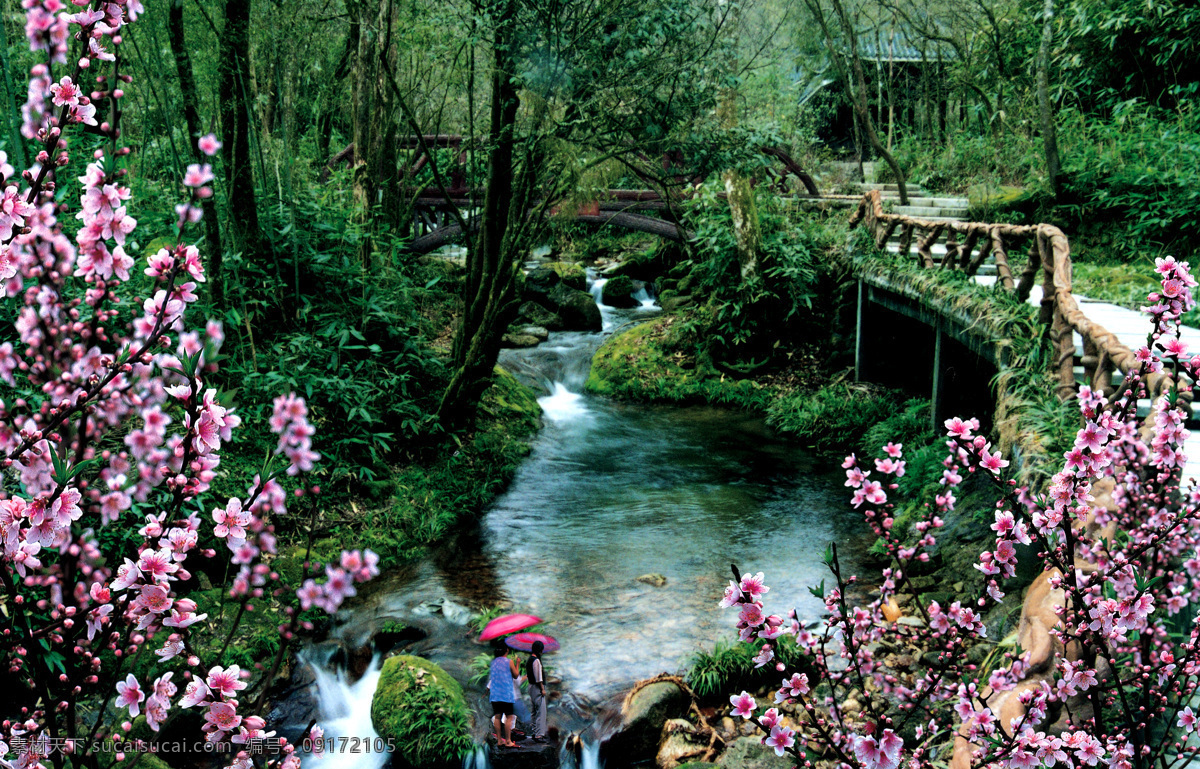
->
[178,679,210,708]
[115,674,145,717]
[730,691,757,719]
[764,724,796,756]
[198,134,222,156]
[206,665,247,697]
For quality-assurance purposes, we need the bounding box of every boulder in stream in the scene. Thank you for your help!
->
[601,275,639,308]
[658,718,711,768]
[604,677,692,762]
[548,283,602,331]
[518,301,564,331]
[371,655,474,767]
[488,739,558,769]
[638,573,668,587]
[503,333,542,349]
[546,261,587,291]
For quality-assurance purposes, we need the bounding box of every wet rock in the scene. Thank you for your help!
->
[330,642,373,681]
[718,736,793,769]
[661,294,694,312]
[489,739,558,769]
[658,719,709,768]
[548,283,602,331]
[601,275,639,308]
[519,325,550,341]
[372,620,427,655]
[638,573,668,587]
[412,597,474,625]
[524,267,561,300]
[503,333,542,349]
[604,679,691,762]
[518,301,564,331]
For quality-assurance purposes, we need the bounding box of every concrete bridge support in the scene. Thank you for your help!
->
[854,278,996,433]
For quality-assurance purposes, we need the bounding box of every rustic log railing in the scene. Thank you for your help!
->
[849,189,1187,408]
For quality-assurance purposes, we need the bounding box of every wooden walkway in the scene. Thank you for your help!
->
[851,189,1199,487]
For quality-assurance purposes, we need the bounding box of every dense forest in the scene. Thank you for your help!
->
[2,0,1200,766]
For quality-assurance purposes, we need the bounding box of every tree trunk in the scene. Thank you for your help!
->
[807,0,908,203]
[218,0,263,260]
[436,0,522,428]
[718,87,762,282]
[168,0,225,306]
[1037,0,1061,197]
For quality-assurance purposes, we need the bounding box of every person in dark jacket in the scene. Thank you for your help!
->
[526,640,548,742]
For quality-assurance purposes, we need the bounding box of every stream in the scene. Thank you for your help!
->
[289,267,874,767]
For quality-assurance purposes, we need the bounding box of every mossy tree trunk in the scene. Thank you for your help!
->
[718,88,764,282]
[217,0,264,260]
[1036,0,1061,198]
[350,0,400,267]
[436,0,524,428]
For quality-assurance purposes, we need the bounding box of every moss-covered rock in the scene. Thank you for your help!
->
[370,655,474,766]
[549,283,602,330]
[601,275,638,308]
[546,261,587,290]
[586,321,772,410]
[518,301,564,330]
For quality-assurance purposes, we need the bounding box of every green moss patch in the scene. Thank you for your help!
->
[586,319,775,410]
[370,655,474,766]
[546,261,587,290]
[340,367,541,563]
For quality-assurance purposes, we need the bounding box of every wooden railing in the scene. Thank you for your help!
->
[849,189,1186,409]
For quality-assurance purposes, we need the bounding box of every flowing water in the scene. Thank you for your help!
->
[295,267,874,765]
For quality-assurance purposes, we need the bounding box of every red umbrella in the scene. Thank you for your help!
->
[505,632,559,653]
[479,613,541,641]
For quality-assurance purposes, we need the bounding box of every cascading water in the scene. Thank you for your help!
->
[288,253,873,766]
[299,649,388,769]
[559,738,604,769]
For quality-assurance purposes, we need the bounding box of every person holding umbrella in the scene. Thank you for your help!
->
[488,642,519,748]
[526,640,548,743]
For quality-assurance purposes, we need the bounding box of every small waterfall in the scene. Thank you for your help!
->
[631,284,658,310]
[300,649,388,769]
[462,745,492,769]
[559,738,604,769]
[538,381,590,423]
[589,277,608,306]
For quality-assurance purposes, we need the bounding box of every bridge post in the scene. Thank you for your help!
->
[931,319,946,432]
[855,280,865,382]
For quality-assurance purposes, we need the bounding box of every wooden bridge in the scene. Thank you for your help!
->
[324,137,823,254]
[848,189,1198,482]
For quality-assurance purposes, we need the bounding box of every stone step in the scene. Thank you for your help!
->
[859,183,930,194]
[892,205,971,218]
[904,197,971,209]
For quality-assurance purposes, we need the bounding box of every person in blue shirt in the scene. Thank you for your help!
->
[488,643,520,748]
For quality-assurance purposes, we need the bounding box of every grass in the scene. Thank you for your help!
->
[318,367,543,565]
[687,636,810,700]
